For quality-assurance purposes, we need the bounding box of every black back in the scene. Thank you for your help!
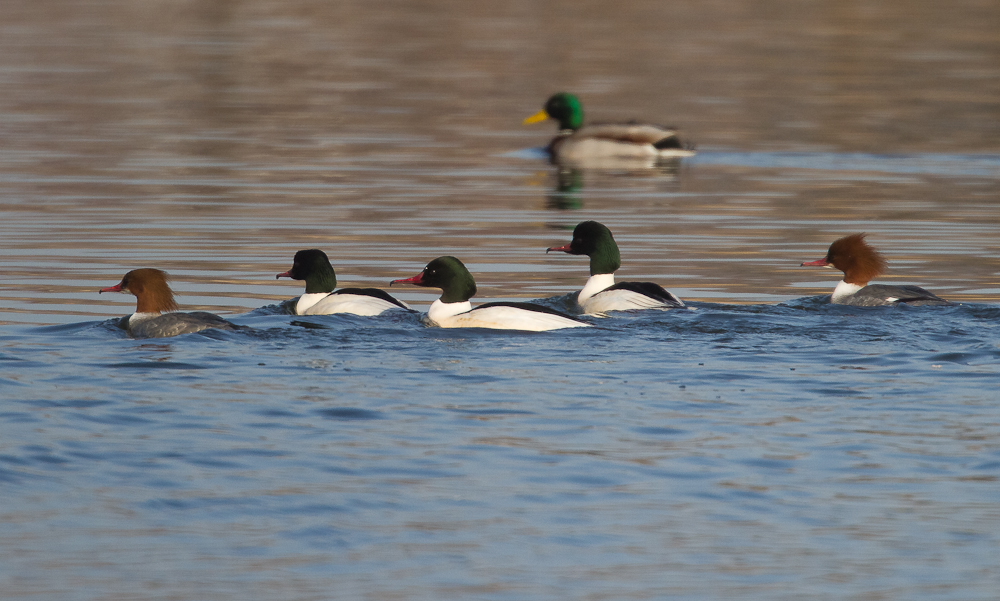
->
[604,282,684,307]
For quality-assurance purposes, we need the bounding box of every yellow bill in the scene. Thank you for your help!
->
[522,110,550,125]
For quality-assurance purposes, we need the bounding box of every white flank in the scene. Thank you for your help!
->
[581,289,676,315]
[296,292,408,316]
[425,300,588,332]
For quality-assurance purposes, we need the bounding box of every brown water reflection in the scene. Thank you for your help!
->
[1,0,998,324]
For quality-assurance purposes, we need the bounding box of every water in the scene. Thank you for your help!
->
[2,1,1000,599]
[4,303,1000,599]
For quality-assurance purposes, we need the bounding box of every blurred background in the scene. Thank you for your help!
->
[1,0,998,323]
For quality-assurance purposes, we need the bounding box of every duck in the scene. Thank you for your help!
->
[523,92,695,165]
[547,221,685,314]
[800,233,952,306]
[276,249,411,316]
[99,268,239,338]
[390,256,590,331]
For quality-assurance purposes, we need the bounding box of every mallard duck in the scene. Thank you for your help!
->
[523,93,695,165]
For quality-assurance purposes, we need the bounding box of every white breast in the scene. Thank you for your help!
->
[830,281,864,304]
[577,274,616,304]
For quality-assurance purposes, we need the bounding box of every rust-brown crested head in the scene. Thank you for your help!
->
[825,233,887,285]
[117,268,179,314]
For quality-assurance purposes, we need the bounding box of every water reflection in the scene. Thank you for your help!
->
[544,159,686,211]
[546,168,583,211]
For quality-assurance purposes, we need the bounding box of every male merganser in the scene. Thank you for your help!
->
[547,221,685,314]
[390,256,590,331]
[100,268,239,338]
[524,93,695,165]
[276,249,410,316]
[800,233,952,306]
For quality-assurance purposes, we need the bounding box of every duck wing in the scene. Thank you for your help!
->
[604,282,685,307]
[845,284,952,307]
[129,312,238,338]
[576,123,682,147]
[333,288,411,310]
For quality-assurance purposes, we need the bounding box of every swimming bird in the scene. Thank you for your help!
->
[523,92,694,165]
[276,249,411,316]
[100,268,239,338]
[800,233,952,306]
[547,221,685,314]
[390,256,590,331]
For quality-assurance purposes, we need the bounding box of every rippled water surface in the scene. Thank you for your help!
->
[2,1,999,599]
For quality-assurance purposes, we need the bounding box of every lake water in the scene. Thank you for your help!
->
[1,1,999,599]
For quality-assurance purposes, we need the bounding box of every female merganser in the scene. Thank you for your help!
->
[99,268,239,338]
[524,93,695,164]
[390,256,590,331]
[547,221,685,314]
[800,233,952,306]
[276,249,410,316]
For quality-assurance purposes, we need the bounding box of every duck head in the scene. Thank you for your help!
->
[547,221,622,276]
[100,268,179,314]
[277,249,336,293]
[391,256,477,303]
[523,92,584,131]
[801,233,887,286]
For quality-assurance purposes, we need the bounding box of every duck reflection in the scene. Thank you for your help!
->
[547,168,584,211]
[544,158,685,212]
